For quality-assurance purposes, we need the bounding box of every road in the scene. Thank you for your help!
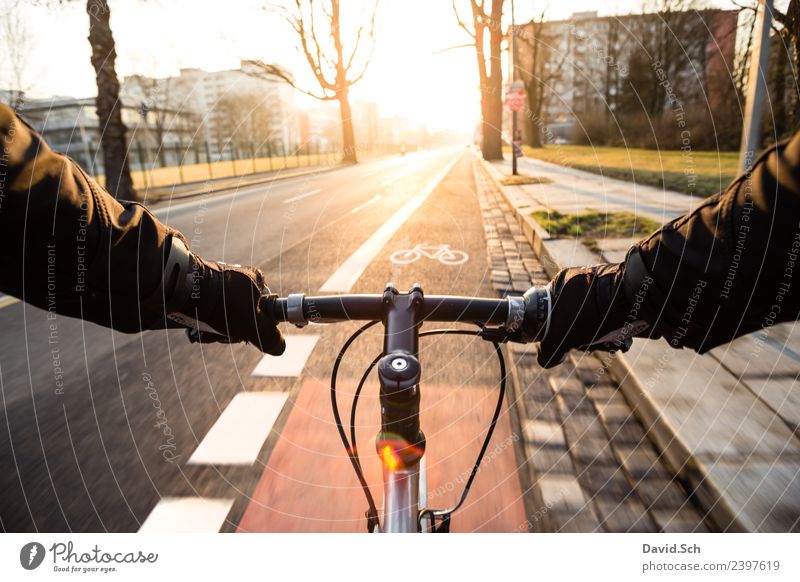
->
[0,147,531,532]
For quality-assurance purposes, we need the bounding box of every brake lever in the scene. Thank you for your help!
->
[477,326,513,343]
[579,336,633,354]
[185,328,237,344]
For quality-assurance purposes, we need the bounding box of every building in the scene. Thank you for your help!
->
[298,100,427,155]
[17,96,200,174]
[123,61,299,158]
[297,102,341,151]
[515,9,739,148]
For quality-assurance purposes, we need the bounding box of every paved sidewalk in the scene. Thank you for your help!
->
[496,155,696,223]
[485,155,800,532]
[474,158,711,532]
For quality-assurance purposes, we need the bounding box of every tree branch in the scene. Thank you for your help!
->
[345,0,379,73]
[242,59,336,100]
[452,0,476,39]
[345,31,377,86]
[432,42,475,54]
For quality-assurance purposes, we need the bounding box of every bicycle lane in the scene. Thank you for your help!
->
[130,149,465,534]
[235,153,528,532]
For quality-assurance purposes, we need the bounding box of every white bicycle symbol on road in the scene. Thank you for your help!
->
[390,244,469,266]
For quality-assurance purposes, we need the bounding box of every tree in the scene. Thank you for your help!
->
[515,7,566,147]
[86,0,136,200]
[771,0,800,95]
[453,0,505,160]
[246,0,378,163]
[736,0,800,138]
[216,92,277,154]
[0,8,33,108]
[124,74,174,167]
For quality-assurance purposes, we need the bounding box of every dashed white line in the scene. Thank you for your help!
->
[319,153,461,292]
[139,497,234,532]
[347,194,382,216]
[251,334,320,377]
[283,188,322,204]
[188,391,289,466]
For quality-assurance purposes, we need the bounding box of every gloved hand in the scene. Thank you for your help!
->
[519,262,653,368]
[158,237,286,355]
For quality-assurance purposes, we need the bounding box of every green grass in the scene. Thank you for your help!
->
[532,210,660,247]
[500,174,553,186]
[518,144,739,197]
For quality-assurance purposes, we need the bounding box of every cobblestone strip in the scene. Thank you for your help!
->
[473,159,711,532]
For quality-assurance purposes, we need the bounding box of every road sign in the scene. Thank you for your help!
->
[505,89,526,112]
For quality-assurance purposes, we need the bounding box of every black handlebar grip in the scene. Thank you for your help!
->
[519,286,551,342]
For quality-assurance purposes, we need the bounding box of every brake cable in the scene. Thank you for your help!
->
[330,320,381,532]
[416,328,507,533]
[332,323,508,534]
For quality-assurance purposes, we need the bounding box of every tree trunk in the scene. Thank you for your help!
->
[330,0,358,164]
[86,0,136,201]
[338,88,358,163]
[524,82,543,147]
[481,99,503,159]
[773,33,788,139]
[791,32,800,130]
[481,0,504,160]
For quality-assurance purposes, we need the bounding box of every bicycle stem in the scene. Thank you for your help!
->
[376,283,427,532]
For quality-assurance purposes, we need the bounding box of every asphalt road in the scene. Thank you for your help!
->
[1,146,527,532]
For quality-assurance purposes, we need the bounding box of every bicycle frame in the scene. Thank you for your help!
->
[272,283,530,532]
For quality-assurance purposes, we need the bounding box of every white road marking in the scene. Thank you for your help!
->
[152,178,303,218]
[188,391,289,465]
[283,188,322,204]
[139,497,234,532]
[380,163,426,187]
[389,243,469,265]
[251,334,320,377]
[320,153,461,292]
[347,194,382,216]
[0,294,19,310]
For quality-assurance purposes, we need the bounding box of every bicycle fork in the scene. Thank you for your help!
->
[375,283,428,533]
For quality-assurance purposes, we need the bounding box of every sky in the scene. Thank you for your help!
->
[2,0,741,133]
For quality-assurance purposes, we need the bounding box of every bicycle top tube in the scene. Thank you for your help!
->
[269,283,525,331]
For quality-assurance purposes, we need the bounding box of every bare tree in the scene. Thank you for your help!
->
[634,0,711,116]
[86,0,136,200]
[730,0,800,140]
[245,0,378,163]
[453,0,505,160]
[515,6,567,147]
[0,8,32,108]
[216,92,277,153]
[771,0,800,81]
[126,75,176,166]
[742,0,800,135]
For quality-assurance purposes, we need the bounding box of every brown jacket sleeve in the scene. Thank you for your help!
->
[0,102,182,332]
[625,130,800,352]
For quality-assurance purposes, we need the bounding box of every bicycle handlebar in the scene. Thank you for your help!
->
[180,283,551,348]
[272,293,514,326]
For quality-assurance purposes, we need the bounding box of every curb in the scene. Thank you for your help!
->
[477,157,746,533]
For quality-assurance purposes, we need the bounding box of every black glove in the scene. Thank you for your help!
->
[158,237,285,355]
[519,262,654,368]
